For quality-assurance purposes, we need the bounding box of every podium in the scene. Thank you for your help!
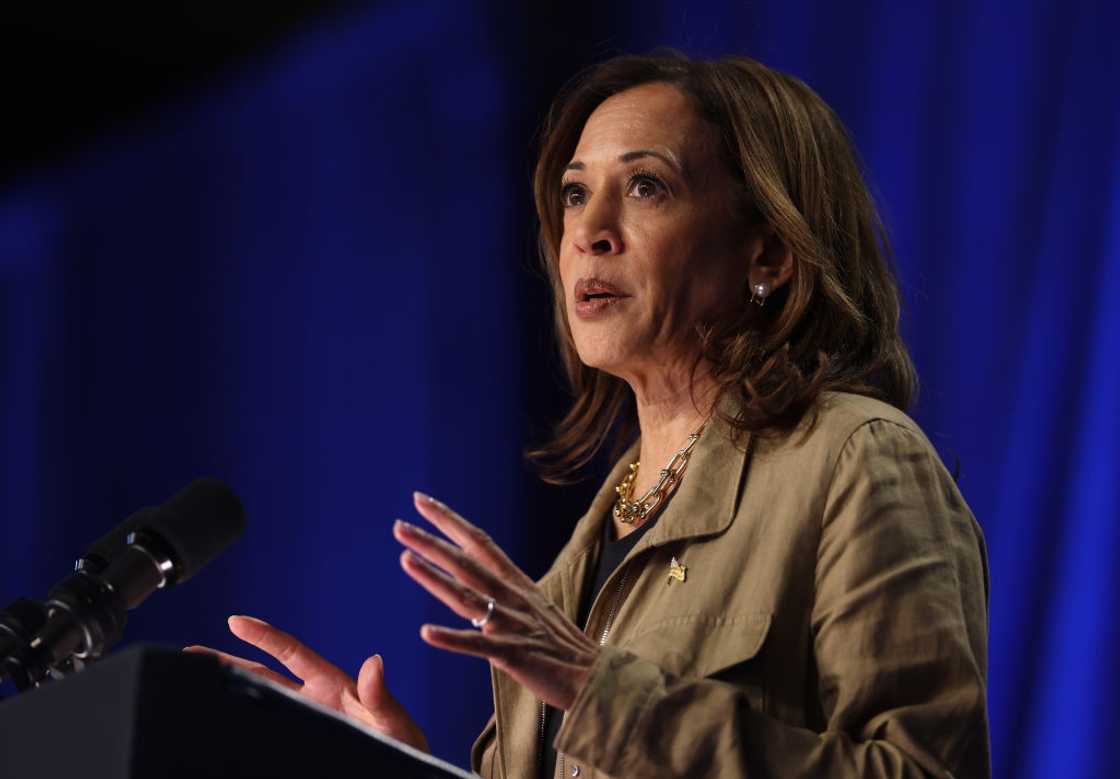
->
[0,645,476,778]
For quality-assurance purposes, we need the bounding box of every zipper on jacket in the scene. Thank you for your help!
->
[546,565,632,779]
[538,700,546,767]
[597,567,629,645]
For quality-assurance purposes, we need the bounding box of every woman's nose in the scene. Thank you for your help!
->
[572,201,623,256]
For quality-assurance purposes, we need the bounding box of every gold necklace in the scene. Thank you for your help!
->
[613,423,706,524]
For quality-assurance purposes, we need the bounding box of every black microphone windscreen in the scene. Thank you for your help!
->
[135,478,246,584]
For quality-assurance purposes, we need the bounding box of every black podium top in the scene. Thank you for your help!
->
[0,644,476,778]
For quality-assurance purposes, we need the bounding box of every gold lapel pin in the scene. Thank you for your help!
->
[668,556,687,584]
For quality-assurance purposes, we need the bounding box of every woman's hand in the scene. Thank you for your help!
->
[184,615,430,753]
[394,492,601,711]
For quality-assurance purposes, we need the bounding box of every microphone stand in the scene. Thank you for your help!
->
[0,531,175,693]
[0,597,48,693]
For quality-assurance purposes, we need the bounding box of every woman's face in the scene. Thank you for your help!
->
[558,82,751,383]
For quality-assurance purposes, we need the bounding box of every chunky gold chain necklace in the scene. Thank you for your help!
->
[613,423,706,525]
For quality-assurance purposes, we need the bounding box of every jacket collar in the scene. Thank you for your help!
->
[639,408,751,552]
[543,395,752,580]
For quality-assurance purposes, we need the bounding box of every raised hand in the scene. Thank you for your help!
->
[185,615,429,753]
[394,492,600,711]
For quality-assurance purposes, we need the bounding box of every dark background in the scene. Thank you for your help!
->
[2,2,1117,777]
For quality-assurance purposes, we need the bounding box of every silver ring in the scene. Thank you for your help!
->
[471,597,496,629]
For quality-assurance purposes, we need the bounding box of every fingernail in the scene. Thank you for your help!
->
[414,490,439,506]
[395,519,418,535]
[401,549,431,569]
[229,615,267,627]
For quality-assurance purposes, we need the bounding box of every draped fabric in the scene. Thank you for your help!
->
[1,2,1116,775]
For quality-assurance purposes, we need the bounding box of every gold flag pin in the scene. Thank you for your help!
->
[668,556,687,584]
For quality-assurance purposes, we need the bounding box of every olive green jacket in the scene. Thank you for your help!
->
[471,392,991,778]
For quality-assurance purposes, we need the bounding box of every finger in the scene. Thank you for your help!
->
[353,655,431,753]
[355,653,406,719]
[418,627,596,711]
[400,550,534,633]
[227,615,344,683]
[411,492,532,587]
[418,623,559,668]
[183,644,301,691]
[356,654,389,711]
[394,520,514,603]
[418,623,521,663]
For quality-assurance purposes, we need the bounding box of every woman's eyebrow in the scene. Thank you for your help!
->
[564,149,683,174]
[619,149,682,171]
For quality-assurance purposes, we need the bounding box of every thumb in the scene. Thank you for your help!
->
[351,654,429,753]
[356,654,397,713]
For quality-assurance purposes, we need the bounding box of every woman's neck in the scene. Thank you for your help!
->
[608,367,717,540]
[627,367,719,500]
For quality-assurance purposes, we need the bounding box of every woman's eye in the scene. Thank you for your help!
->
[560,183,586,208]
[627,174,664,200]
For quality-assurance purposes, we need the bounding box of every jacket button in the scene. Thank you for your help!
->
[570,766,580,777]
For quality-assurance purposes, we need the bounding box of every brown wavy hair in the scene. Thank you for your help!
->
[528,53,918,483]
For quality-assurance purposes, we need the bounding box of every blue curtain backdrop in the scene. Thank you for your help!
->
[1,1,1117,776]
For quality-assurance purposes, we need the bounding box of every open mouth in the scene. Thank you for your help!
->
[574,277,629,318]
[575,277,628,303]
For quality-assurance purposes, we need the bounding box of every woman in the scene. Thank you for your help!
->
[189,54,990,778]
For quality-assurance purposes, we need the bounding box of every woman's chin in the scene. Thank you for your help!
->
[571,328,666,380]
[572,343,630,376]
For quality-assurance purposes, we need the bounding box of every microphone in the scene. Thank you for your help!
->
[0,478,245,691]
[76,504,156,574]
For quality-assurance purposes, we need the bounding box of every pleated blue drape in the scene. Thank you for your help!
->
[2,2,1116,775]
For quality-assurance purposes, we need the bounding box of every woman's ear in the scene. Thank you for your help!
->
[744,223,794,295]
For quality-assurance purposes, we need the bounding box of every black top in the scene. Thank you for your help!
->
[539,507,665,779]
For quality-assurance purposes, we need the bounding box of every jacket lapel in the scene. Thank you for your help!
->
[637,415,751,554]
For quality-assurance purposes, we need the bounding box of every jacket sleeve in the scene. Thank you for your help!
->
[553,419,990,778]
